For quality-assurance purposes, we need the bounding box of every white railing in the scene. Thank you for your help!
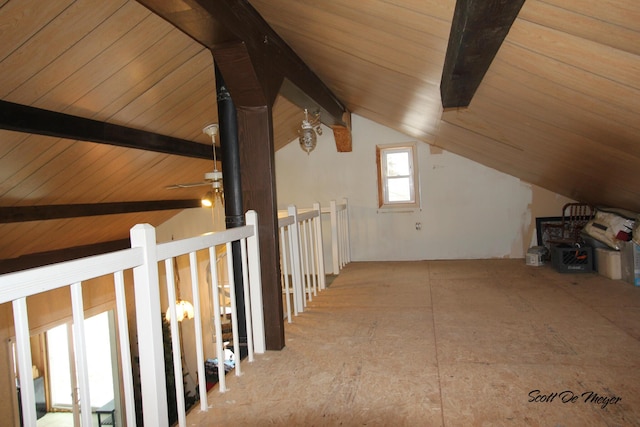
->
[0,211,263,427]
[278,199,351,322]
[332,199,351,274]
[278,213,300,320]
[324,199,351,275]
[278,203,326,321]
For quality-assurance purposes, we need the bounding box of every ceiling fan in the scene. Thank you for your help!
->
[166,124,223,207]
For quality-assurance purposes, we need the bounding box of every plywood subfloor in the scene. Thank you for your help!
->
[187,260,640,426]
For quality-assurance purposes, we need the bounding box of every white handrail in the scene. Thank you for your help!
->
[240,238,255,361]
[164,257,186,427]
[208,244,226,393]
[313,202,326,291]
[225,241,241,377]
[114,270,137,427]
[1,211,263,427]
[245,211,265,354]
[0,248,143,304]
[12,298,36,426]
[131,224,169,427]
[286,206,305,312]
[328,199,350,274]
[277,203,331,322]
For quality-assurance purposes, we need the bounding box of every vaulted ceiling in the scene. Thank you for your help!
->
[1,0,639,269]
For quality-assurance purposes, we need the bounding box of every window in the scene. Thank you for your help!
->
[376,142,420,209]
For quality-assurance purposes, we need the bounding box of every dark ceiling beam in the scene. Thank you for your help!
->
[0,100,218,160]
[136,0,348,128]
[0,238,131,275]
[440,0,526,108]
[0,199,201,223]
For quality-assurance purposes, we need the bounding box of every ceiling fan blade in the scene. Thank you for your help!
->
[165,181,211,189]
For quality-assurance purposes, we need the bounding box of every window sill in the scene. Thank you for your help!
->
[377,206,421,214]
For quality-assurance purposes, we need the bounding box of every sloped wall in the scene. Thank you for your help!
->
[276,115,572,260]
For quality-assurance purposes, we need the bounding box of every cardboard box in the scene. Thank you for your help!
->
[595,248,622,280]
[620,241,640,286]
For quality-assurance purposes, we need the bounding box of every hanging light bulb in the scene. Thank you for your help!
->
[298,109,322,154]
[201,192,213,207]
[165,299,195,322]
[203,124,224,207]
[165,257,194,323]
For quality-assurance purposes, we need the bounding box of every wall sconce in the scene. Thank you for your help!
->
[298,109,322,154]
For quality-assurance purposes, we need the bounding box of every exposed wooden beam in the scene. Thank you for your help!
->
[213,41,273,107]
[278,79,346,129]
[0,199,201,223]
[332,111,352,152]
[440,0,526,108]
[0,100,218,160]
[136,0,349,128]
[0,239,131,275]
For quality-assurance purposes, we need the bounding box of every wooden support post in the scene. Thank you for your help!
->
[237,106,285,349]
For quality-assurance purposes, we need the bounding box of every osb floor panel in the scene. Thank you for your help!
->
[187,260,640,426]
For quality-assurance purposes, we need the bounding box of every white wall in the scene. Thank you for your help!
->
[276,114,571,261]
[155,204,223,243]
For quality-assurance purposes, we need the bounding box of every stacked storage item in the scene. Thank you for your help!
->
[551,245,593,273]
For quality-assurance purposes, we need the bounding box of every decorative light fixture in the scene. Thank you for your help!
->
[201,191,214,207]
[165,257,194,322]
[165,299,195,322]
[298,109,322,154]
[202,124,224,207]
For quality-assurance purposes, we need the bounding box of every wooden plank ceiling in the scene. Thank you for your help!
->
[1,0,639,265]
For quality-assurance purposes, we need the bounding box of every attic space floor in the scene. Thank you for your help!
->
[188,260,640,426]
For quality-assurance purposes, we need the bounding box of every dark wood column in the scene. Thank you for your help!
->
[214,42,285,349]
[236,105,284,349]
[137,0,349,350]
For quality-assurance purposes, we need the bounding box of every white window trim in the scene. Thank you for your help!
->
[376,142,421,210]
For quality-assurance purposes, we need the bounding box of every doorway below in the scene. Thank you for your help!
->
[46,311,115,410]
[13,310,120,427]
